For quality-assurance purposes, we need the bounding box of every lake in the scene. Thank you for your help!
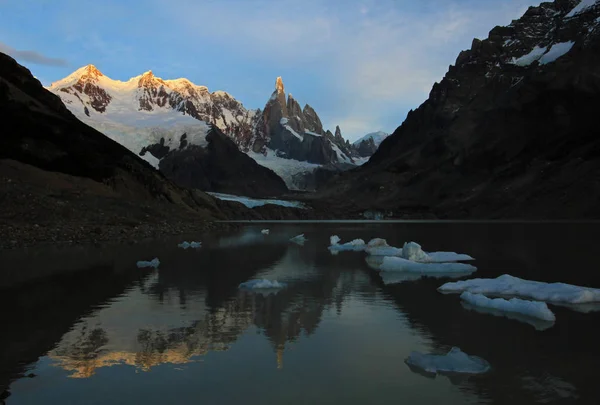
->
[2,222,600,405]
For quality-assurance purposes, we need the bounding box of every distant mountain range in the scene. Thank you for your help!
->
[48,69,382,190]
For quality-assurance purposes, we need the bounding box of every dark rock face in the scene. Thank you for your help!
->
[355,137,377,157]
[257,77,355,164]
[323,0,600,219]
[151,126,289,198]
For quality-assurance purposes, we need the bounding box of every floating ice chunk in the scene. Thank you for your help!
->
[380,270,477,285]
[460,292,556,322]
[366,238,402,256]
[401,241,474,262]
[427,251,475,262]
[328,238,366,252]
[136,258,160,268]
[406,347,491,375]
[178,241,201,249]
[330,235,341,245]
[461,302,555,331]
[380,257,477,274]
[401,242,431,262]
[261,229,270,235]
[289,234,307,245]
[239,279,287,290]
[439,274,600,305]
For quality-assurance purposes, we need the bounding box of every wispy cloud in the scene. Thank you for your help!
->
[0,41,68,66]
[153,0,537,139]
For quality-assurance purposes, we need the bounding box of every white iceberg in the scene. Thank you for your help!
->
[136,258,160,268]
[238,279,287,290]
[405,347,491,375]
[261,229,270,235]
[401,241,431,261]
[460,292,556,322]
[439,274,600,305]
[328,235,366,252]
[177,241,202,249]
[365,238,402,256]
[366,239,474,262]
[402,242,475,262]
[379,257,477,274]
[289,234,307,245]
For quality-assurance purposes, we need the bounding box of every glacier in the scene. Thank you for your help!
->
[207,192,307,209]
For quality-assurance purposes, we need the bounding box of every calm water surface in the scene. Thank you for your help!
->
[2,222,600,405]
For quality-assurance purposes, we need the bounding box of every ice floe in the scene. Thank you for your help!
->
[290,234,307,245]
[460,292,556,322]
[405,347,491,376]
[439,275,600,305]
[177,241,202,249]
[238,279,287,290]
[379,257,477,274]
[261,229,270,235]
[136,258,160,268]
[328,235,366,253]
[365,239,474,262]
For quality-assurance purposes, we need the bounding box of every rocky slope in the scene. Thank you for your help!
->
[352,131,390,157]
[145,125,288,198]
[0,51,239,248]
[321,0,600,219]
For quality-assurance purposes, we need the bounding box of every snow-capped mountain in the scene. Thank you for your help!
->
[352,131,390,157]
[48,68,366,190]
[353,131,390,148]
[323,0,600,218]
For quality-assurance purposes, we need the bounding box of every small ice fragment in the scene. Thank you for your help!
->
[380,257,477,274]
[460,292,556,322]
[261,229,270,235]
[239,279,287,290]
[290,234,307,245]
[330,235,341,245]
[406,347,491,375]
[366,238,402,256]
[328,238,366,252]
[137,258,160,268]
[178,241,201,249]
[439,274,600,305]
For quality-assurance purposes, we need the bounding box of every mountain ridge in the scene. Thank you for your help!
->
[318,0,600,219]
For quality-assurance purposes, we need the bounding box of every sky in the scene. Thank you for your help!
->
[0,0,542,141]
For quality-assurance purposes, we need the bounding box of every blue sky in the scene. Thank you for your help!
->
[0,0,540,141]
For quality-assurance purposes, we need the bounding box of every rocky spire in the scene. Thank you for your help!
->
[276,76,285,94]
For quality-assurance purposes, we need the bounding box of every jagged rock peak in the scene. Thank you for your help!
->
[276,76,285,93]
[335,125,342,138]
